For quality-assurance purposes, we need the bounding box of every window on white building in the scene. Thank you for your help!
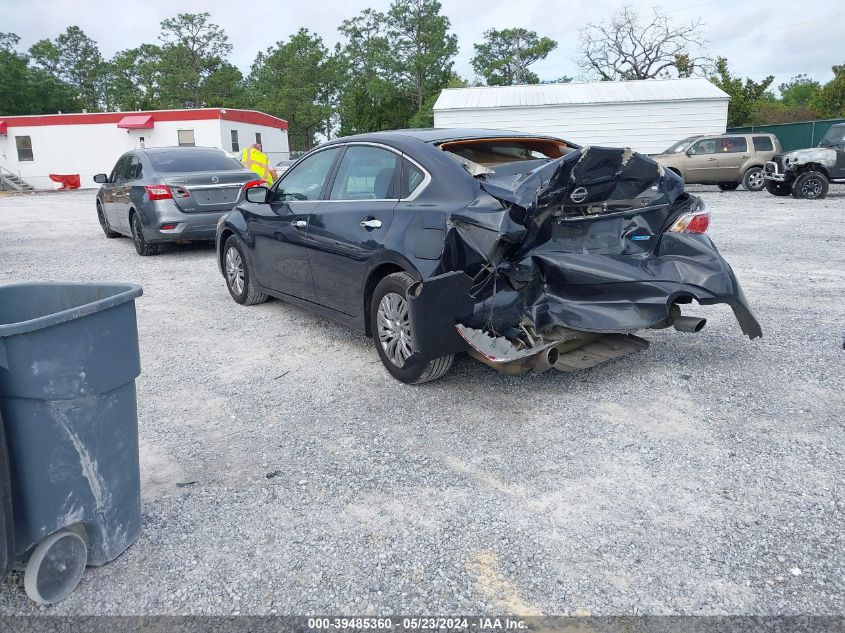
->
[177,129,196,147]
[255,132,262,146]
[231,130,239,153]
[15,136,33,162]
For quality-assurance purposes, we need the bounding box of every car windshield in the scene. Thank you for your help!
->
[147,150,243,173]
[818,126,845,147]
[662,136,700,154]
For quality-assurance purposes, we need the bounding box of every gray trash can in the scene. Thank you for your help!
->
[0,282,143,604]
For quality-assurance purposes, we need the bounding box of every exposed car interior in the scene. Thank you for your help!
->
[438,137,575,166]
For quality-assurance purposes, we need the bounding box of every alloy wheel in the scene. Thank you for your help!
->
[225,246,245,296]
[801,178,822,198]
[747,170,764,189]
[132,216,143,248]
[377,291,412,367]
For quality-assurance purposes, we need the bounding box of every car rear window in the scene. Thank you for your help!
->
[147,150,242,173]
[440,137,572,167]
[753,136,774,152]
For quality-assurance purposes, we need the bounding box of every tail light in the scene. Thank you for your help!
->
[144,185,190,200]
[667,206,710,234]
[243,179,267,190]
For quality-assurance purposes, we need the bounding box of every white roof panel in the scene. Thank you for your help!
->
[433,78,729,111]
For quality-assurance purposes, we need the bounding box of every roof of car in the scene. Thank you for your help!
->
[330,128,565,144]
[141,146,224,153]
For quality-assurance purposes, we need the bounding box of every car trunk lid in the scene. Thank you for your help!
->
[162,171,254,213]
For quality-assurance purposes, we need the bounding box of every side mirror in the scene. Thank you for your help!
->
[685,148,694,156]
[93,173,109,184]
[245,186,270,204]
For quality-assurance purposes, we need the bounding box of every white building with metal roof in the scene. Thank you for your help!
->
[432,78,730,154]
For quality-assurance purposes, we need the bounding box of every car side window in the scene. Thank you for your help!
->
[753,136,774,152]
[717,137,748,153]
[274,147,341,201]
[400,159,426,199]
[109,156,128,183]
[690,139,716,155]
[329,146,400,200]
[122,155,142,182]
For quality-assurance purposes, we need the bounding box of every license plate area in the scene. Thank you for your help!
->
[193,187,239,205]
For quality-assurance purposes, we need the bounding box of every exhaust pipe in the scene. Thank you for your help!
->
[672,315,706,333]
[529,346,559,373]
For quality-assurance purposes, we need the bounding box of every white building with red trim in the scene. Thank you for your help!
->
[0,108,289,190]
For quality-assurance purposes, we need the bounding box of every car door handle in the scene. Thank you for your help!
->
[292,220,307,229]
[360,218,382,229]
[740,155,749,159]
[707,157,717,161]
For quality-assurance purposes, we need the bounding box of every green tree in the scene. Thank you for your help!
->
[105,45,163,111]
[0,32,77,115]
[709,57,773,127]
[336,9,416,135]
[249,29,337,151]
[810,65,845,119]
[158,12,233,107]
[471,28,557,86]
[386,0,458,115]
[29,26,106,111]
[778,74,821,107]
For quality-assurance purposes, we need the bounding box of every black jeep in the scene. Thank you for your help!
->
[763,123,845,199]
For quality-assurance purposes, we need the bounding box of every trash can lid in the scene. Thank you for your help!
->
[0,282,143,338]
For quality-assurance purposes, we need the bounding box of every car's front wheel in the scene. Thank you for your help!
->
[765,180,792,196]
[223,236,267,305]
[742,167,765,191]
[130,212,160,256]
[792,171,829,199]
[370,272,453,384]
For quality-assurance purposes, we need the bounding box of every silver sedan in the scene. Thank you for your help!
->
[94,147,262,256]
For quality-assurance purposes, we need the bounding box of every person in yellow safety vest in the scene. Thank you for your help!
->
[240,143,278,185]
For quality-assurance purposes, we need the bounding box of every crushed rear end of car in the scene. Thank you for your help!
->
[406,146,762,374]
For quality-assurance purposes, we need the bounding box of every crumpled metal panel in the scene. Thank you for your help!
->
[408,146,762,364]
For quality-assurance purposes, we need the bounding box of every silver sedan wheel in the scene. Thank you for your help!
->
[225,246,245,296]
[377,292,413,367]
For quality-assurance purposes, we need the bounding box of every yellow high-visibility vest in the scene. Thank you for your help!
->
[240,147,274,185]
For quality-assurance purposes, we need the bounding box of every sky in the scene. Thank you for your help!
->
[2,0,843,92]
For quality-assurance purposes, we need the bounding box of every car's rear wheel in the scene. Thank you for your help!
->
[742,167,765,191]
[370,272,453,384]
[792,171,829,199]
[96,202,120,238]
[224,236,267,305]
[765,180,791,196]
[717,182,739,191]
[130,212,160,256]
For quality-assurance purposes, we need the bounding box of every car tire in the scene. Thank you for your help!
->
[792,171,829,200]
[370,272,453,384]
[96,202,120,238]
[223,236,268,305]
[742,167,765,191]
[130,212,160,256]
[717,182,740,191]
[765,180,792,196]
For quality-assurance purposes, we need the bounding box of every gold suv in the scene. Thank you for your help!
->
[653,133,781,191]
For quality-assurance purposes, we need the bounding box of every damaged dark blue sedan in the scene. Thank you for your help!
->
[216,129,762,384]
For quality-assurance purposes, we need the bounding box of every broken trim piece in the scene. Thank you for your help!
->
[456,324,650,375]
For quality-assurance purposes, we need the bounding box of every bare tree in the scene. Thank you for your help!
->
[577,6,709,81]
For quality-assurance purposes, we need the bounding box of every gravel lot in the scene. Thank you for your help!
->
[0,185,842,616]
